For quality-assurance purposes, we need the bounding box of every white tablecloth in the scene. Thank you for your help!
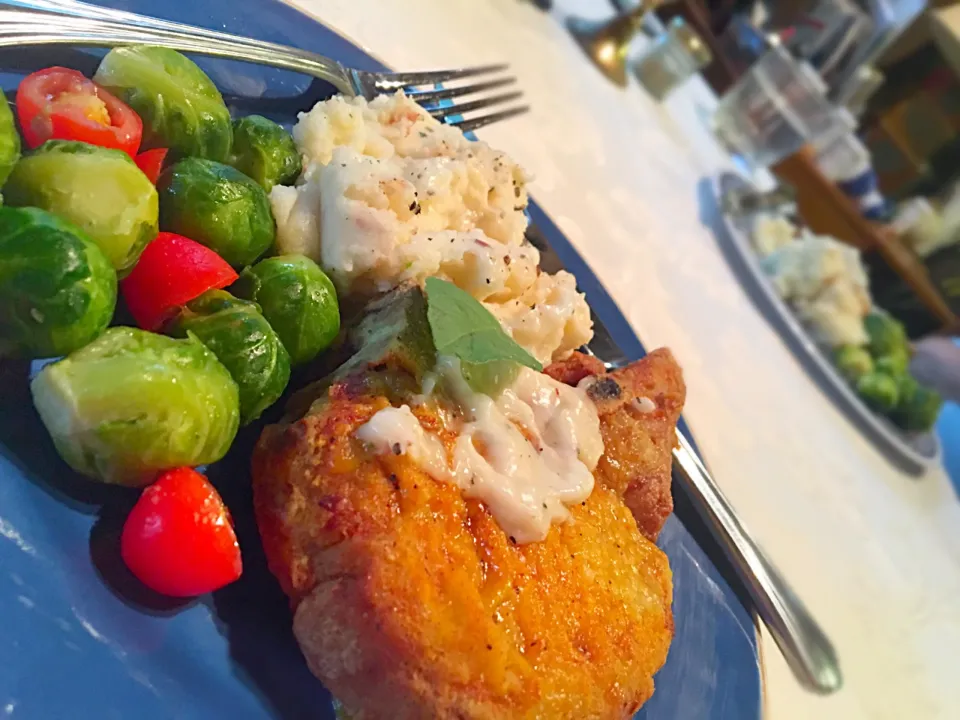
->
[286,1,960,717]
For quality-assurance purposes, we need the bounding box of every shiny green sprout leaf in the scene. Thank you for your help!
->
[233,255,339,365]
[0,207,116,359]
[159,157,275,267]
[168,290,291,425]
[94,46,232,161]
[4,140,158,274]
[228,115,301,191]
[30,327,240,486]
[0,99,21,188]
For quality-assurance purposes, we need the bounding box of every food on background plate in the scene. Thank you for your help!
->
[761,229,871,348]
[158,157,275,267]
[233,254,341,366]
[856,371,900,413]
[30,327,240,486]
[94,46,233,162]
[16,67,143,156]
[753,213,944,433]
[0,207,116,359]
[121,467,242,597]
[751,212,797,258]
[833,345,873,384]
[254,282,685,718]
[864,309,909,360]
[167,289,291,425]
[4,140,159,274]
[861,310,943,430]
[890,378,943,432]
[228,114,302,191]
[269,91,592,366]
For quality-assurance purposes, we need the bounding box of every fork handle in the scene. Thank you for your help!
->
[5,0,301,52]
[0,1,351,91]
[672,433,843,694]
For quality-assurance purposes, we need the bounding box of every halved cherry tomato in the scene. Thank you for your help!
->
[121,232,238,331]
[17,67,142,155]
[121,468,242,597]
[134,147,168,184]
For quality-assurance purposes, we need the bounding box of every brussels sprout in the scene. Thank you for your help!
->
[233,255,340,365]
[874,350,909,379]
[856,371,900,413]
[5,140,158,274]
[227,115,301,191]
[30,327,239,486]
[168,290,291,425]
[863,310,908,359]
[158,158,274,267]
[94,46,232,161]
[890,383,943,433]
[896,373,919,407]
[0,99,21,189]
[0,207,115,358]
[833,345,873,384]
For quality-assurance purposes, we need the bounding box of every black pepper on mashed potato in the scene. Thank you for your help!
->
[269,91,592,365]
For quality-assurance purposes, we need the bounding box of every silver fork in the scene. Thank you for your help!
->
[0,1,528,132]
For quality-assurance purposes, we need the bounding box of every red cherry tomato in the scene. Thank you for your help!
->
[134,147,169,184]
[121,232,238,331]
[17,67,142,155]
[121,468,242,597]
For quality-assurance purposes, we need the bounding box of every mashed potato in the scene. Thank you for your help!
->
[271,91,592,364]
[762,231,871,347]
[751,213,798,258]
[486,272,594,367]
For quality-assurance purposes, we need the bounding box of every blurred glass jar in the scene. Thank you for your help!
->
[712,44,844,168]
[633,17,712,101]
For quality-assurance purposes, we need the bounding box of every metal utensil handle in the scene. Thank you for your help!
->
[5,0,305,49]
[0,2,350,90]
[672,433,842,694]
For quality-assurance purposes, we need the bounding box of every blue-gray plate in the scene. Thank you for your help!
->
[0,2,761,717]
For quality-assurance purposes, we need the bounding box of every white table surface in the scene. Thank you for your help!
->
[285,0,960,717]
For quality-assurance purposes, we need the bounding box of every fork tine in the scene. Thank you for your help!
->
[448,106,530,133]
[373,63,509,90]
[427,91,524,119]
[405,77,517,104]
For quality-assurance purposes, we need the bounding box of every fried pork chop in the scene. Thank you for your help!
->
[546,349,685,542]
[252,342,685,720]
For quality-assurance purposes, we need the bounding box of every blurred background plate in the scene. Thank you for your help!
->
[0,1,761,718]
[711,170,940,475]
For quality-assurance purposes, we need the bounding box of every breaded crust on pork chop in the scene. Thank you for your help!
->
[546,349,685,541]
[253,353,682,719]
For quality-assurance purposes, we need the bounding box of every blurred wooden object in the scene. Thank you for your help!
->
[772,146,960,333]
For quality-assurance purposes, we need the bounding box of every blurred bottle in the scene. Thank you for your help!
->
[633,17,712,100]
[814,110,889,221]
